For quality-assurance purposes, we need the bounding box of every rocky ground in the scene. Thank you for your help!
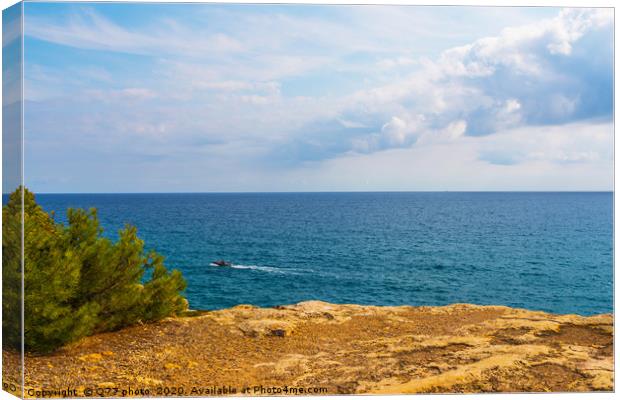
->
[2,301,613,396]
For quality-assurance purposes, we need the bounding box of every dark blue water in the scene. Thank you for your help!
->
[34,192,612,315]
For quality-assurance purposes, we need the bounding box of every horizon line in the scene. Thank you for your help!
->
[8,190,615,195]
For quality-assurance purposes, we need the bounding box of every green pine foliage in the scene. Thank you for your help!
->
[2,188,23,350]
[2,187,188,353]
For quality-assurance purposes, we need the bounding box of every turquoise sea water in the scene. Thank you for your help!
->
[35,192,612,315]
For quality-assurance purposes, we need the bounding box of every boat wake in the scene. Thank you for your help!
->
[229,264,283,273]
[209,263,293,274]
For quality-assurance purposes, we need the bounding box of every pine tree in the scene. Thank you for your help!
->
[2,187,188,353]
[2,188,24,350]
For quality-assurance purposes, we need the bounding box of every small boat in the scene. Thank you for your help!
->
[210,260,232,267]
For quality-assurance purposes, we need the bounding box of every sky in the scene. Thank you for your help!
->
[15,3,614,192]
[3,4,23,194]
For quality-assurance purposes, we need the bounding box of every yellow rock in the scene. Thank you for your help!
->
[589,371,613,391]
[164,363,182,370]
[135,376,163,385]
[238,319,295,337]
[78,353,103,362]
[102,351,115,356]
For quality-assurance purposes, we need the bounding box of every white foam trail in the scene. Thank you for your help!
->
[209,263,293,274]
[229,264,283,273]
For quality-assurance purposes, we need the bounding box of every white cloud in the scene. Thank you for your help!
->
[546,8,612,55]
[434,8,612,78]
[504,99,521,113]
[338,118,367,129]
[381,116,409,146]
[376,56,418,70]
[311,6,612,157]
[418,120,467,145]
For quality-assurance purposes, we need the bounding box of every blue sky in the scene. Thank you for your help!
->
[17,3,614,192]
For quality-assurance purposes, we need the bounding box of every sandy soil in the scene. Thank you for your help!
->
[2,301,613,396]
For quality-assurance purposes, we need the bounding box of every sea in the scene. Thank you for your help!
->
[34,192,612,316]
